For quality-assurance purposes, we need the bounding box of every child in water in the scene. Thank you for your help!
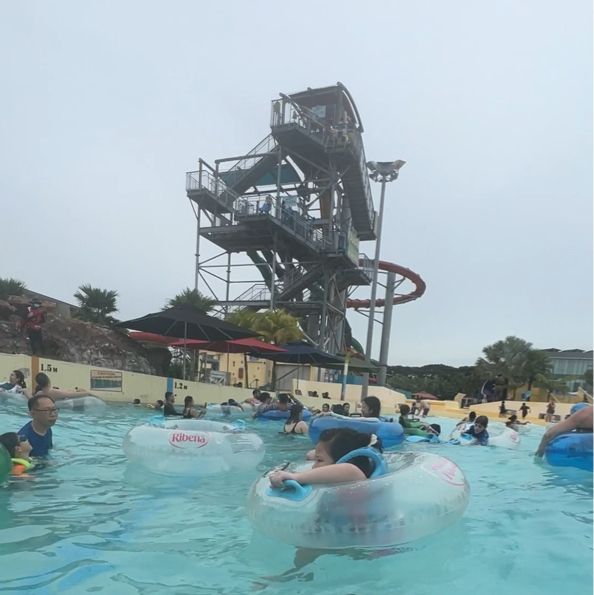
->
[0,432,34,475]
[269,428,383,487]
[461,415,489,445]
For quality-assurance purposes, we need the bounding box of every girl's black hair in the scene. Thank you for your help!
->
[0,432,19,458]
[13,370,26,388]
[258,392,271,403]
[286,403,303,424]
[184,396,194,406]
[468,411,477,421]
[34,372,50,394]
[318,428,383,463]
[363,396,381,417]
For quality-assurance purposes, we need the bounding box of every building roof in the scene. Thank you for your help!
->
[541,348,593,359]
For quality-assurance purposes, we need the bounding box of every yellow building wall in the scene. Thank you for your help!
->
[210,352,271,389]
[0,352,263,405]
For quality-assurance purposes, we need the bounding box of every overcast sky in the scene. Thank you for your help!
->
[1,1,591,367]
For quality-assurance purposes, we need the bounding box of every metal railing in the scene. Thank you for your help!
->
[186,164,239,210]
[233,283,277,303]
[234,195,329,248]
[218,134,277,179]
[271,98,374,226]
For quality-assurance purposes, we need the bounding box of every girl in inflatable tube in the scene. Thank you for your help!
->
[0,432,34,476]
[270,428,383,487]
[34,373,93,400]
[307,395,403,452]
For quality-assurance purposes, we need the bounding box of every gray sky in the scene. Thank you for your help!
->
[1,1,591,367]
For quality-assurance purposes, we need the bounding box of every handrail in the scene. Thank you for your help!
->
[186,167,239,209]
[234,283,270,302]
[218,134,277,179]
[271,97,375,226]
[234,195,329,249]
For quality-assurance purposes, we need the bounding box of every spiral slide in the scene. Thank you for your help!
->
[346,260,426,309]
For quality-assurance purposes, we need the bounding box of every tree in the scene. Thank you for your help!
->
[74,284,119,325]
[386,364,483,399]
[166,288,215,314]
[476,336,551,398]
[225,308,258,331]
[225,308,303,390]
[0,277,26,301]
[226,308,303,344]
[524,349,552,389]
[252,309,303,345]
[583,368,593,391]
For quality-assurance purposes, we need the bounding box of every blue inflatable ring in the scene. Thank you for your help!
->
[308,413,404,448]
[256,409,313,421]
[545,432,593,471]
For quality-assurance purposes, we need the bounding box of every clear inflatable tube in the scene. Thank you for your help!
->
[545,432,593,471]
[449,424,519,448]
[308,414,404,448]
[123,418,265,476]
[0,390,28,405]
[488,425,520,449]
[248,451,469,549]
[55,396,107,411]
[205,403,254,418]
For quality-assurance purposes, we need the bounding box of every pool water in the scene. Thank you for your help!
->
[0,403,592,594]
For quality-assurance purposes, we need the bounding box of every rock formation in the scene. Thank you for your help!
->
[0,304,168,375]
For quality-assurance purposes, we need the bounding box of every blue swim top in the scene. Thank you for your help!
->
[336,447,388,479]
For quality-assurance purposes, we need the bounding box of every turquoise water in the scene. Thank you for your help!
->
[0,403,592,595]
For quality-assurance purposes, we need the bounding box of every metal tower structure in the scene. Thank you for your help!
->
[185,83,425,361]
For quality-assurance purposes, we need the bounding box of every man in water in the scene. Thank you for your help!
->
[18,395,59,456]
[535,405,593,457]
[163,392,182,416]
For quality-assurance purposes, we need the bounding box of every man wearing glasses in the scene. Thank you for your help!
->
[18,395,59,456]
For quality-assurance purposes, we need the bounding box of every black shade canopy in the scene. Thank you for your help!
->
[117,304,256,342]
[250,341,344,366]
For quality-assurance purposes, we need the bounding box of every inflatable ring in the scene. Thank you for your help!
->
[205,403,254,418]
[256,409,312,422]
[488,425,520,449]
[123,418,265,476]
[308,414,404,448]
[248,451,469,549]
[56,396,107,411]
[0,391,28,405]
[403,425,434,438]
[545,432,593,471]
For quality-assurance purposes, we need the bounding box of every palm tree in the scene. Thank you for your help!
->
[524,349,552,390]
[476,336,551,398]
[166,288,215,314]
[253,309,303,345]
[225,308,303,389]
[74,284,119,325]
[225,308,258,331]
[0,277,26,301]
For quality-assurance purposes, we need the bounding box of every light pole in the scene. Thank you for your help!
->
[361,160,406,400]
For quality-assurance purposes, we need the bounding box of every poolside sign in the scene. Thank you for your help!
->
[90,369,123,392]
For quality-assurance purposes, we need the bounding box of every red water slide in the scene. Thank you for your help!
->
[346,260,426,309]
